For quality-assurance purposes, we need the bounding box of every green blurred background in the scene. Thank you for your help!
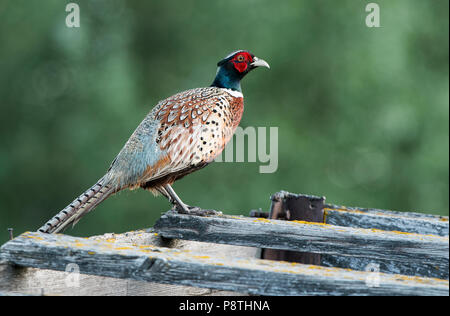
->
[0,0,448,244]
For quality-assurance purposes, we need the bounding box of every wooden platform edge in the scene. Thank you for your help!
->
[154,211,449,278]
[265,191,448,236]
[1,231,448,296]
[154,212,449,262]
[324,205,449,236]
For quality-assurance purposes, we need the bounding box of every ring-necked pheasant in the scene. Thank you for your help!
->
[38,50,270,234]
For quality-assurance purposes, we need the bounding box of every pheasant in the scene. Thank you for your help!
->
[38,50,270,234]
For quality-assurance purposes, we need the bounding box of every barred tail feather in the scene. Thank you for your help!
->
[38,177,114,234]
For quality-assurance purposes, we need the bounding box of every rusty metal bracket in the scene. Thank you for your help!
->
[252,191,325,265]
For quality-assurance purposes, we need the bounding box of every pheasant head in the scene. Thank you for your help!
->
[211,50,270,92]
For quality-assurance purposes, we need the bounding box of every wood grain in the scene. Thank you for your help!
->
[154,211,449,278]
[0,231,447,296]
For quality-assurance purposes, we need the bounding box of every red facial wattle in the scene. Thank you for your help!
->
[233,62,248,73]
[232,52,253,73]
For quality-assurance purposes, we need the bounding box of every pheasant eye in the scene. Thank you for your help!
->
[237,55,245,62]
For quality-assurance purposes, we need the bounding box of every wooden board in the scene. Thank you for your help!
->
[1,231,447,296]
[324,204,449,236]
[0,230,253,296]
[154,211,449,279]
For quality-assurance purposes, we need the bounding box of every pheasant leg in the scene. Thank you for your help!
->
[163,184,222,216]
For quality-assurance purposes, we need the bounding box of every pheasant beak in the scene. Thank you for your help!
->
[250,57,270,69]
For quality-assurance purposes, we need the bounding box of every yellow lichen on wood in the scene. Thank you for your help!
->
[323,209,328,223]
[252,218,272,223]
[23,235,44,240]
[290,220,328,226]
[114,246,133,250]
[192,255,210,259]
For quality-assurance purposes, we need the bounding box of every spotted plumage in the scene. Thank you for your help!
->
[38,50,269,234]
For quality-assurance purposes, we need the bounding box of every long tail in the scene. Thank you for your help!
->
[38,176,115,234]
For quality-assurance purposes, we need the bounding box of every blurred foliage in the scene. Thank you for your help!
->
[0,0,448,244]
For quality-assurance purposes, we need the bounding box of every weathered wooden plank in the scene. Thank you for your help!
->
[324,204,449,236]
[321,206,449,278]
[250,192,448,236]
[248,192,448,277]
[0,290,35,296]
[0,229,253,296]
[319,254,449,280]
[0,263,244,296]
[0,232,448,295]
[154,212,449,275]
